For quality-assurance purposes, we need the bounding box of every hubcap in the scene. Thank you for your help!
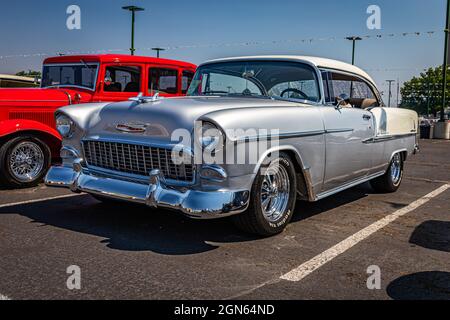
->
[260,161,290,222]
[390,153,402,185]
[9,141,45,182]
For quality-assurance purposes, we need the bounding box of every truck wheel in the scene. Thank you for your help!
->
[0,135,51,188]
[370,153,404,193]
[232,152,297,236]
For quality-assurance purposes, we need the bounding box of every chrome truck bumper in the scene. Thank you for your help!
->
[44,165,250,219]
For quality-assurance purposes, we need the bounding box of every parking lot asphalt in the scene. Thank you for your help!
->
[0,139,449,300]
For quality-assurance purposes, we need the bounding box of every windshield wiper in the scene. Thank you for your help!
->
[201,90,229,95]
[80,59,96,75]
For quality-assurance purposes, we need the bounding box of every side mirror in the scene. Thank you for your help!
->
[335,93,351,109]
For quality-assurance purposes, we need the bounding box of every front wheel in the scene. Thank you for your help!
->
[232,152,297,236]
[0,135,51,188]
[370,153,404,193]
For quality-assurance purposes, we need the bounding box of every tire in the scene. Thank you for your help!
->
[0,135,51,189]
[370,153,404,193]
[232,152,297,236]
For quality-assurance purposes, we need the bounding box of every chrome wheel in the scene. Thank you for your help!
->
[260,161,290,222]
[390,153,402,185]
[9,141,45,183]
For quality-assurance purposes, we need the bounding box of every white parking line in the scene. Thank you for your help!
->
[0,294,10,300]
[281,184,450,282]
[0,193,84,209]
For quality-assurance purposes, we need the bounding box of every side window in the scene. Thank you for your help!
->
[181,70,194,94]
[329,72,379,108]
[104,66,141,92]
[149,68,178,94]
[351,81,375,99]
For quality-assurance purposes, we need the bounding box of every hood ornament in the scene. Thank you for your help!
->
[129,92,164,104]
[116,123,147,133]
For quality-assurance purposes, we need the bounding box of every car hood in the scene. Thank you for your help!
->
[0,87,93,107]
[82,96,300,144]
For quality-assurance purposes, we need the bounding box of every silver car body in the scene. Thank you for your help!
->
[45,56,419,218]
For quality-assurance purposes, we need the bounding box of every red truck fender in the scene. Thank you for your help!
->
[0,119,62,157]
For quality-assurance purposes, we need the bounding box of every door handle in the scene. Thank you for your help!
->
[362,115,371,121]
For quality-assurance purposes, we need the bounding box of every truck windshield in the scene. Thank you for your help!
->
[186,61,321,102]
[41,63,98,90]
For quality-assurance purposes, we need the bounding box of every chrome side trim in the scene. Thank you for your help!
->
[232,130,325,143]
[315,171,385,201]
[362,133,417,144]
[232,128,355,143]
[325,128,354,134]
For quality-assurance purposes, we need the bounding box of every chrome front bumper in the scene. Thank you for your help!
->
[45,165,250,219]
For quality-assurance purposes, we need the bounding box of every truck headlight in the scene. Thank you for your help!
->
[56,114,74,138]
[196,121,224,152]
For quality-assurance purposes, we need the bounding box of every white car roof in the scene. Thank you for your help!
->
[203,55,376,87]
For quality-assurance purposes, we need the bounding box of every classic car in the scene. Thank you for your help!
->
[45,55,419,236]
[0,54,196,188]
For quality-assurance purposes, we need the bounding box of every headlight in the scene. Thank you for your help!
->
[56,114,74,138]
[196,121,224,152]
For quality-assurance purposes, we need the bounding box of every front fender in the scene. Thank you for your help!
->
[0,119,61,141]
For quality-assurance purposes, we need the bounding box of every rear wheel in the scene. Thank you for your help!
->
[370,153,404,193]
[0,135,51,188]
[232,152,297,236]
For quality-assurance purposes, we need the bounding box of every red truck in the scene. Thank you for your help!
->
[0,54,196,188]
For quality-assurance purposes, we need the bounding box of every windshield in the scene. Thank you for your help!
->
[41,63,98,90]
[187,61,321,102]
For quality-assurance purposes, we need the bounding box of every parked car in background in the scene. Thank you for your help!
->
[0,74,40,88]
[45,55,419,236]
[0,54,196,188]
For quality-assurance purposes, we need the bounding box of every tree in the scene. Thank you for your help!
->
[15,70,41,78]
[400,66,449,116]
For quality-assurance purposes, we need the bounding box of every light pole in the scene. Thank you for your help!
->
[152,47,165,58]
[122,5,145,56]
[441,0,450,121]
[346,36,362,65]
[386,80,395,108]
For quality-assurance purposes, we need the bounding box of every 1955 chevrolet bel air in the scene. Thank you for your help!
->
[45,56,419,236]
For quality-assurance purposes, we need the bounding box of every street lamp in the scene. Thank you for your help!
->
[122,5,145,56]
[152,47,166,58]
[441,0,450,121]
[346,36,362,65]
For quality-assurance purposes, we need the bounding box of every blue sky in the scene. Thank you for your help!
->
[0,0,446,98]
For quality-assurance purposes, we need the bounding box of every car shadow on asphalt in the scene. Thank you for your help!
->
[387,271,450,300]
[290,182,372,223]
[0,183,374,255]
[409,220,450,252]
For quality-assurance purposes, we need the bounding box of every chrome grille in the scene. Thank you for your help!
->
[82,140,194,182]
